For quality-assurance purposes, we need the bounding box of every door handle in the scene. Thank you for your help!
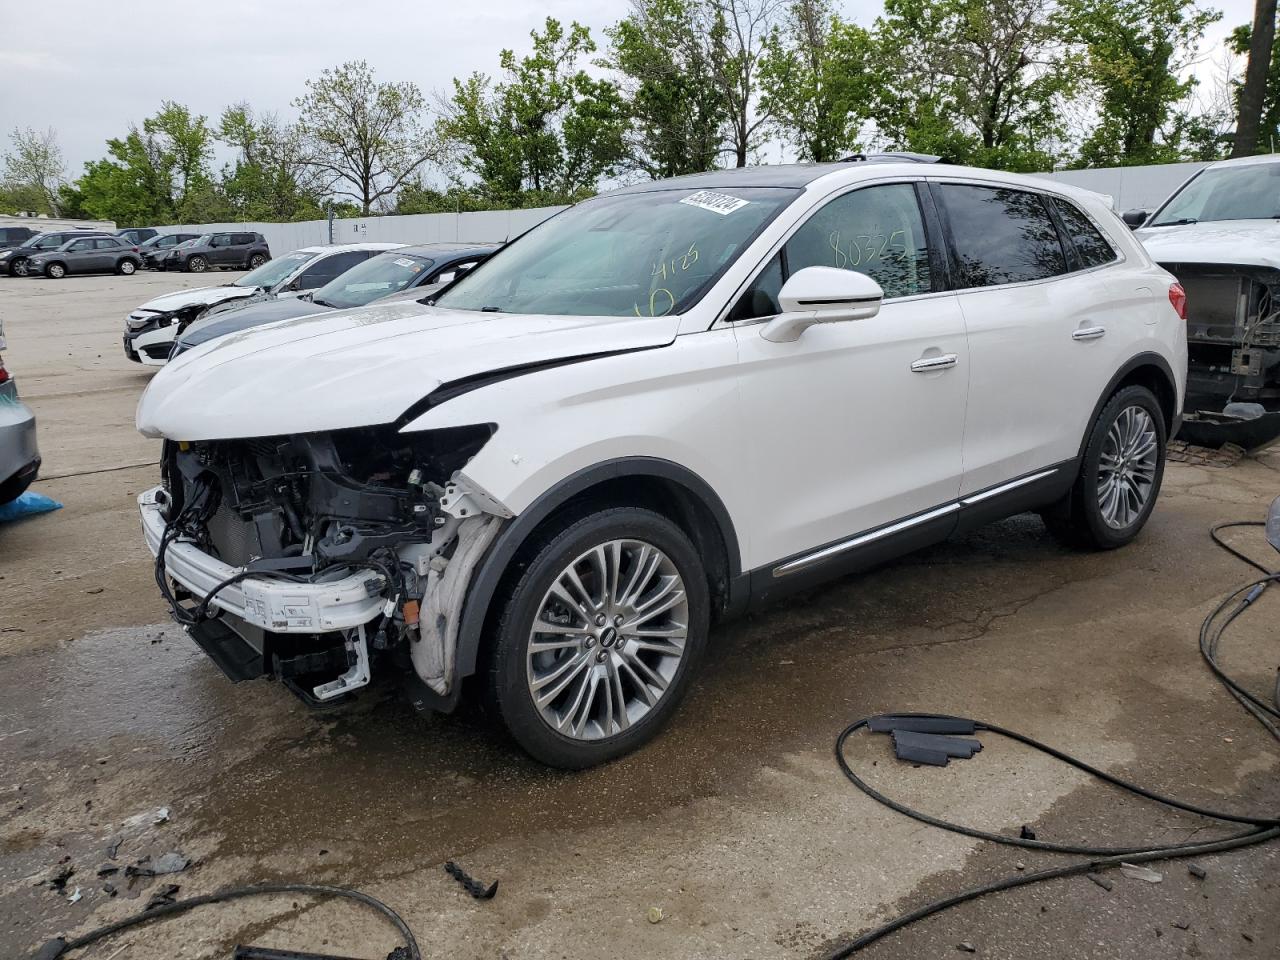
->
[910,353,958,373]
[1072,326,1106,341]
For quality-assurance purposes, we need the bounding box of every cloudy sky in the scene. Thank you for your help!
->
[0,0,1261,174]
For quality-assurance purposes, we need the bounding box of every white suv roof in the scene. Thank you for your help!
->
[295,242,405,255]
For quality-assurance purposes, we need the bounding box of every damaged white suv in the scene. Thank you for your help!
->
[137,161,1186,767]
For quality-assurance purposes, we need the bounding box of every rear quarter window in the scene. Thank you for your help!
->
[1052,198,1118,270]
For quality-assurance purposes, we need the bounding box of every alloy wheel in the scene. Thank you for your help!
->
[1097,405,1158,529]
[12,260,28,277]
[120,260,135,275]
[188,256,207,272]
[526,538,689,741]
[47,264,65,279]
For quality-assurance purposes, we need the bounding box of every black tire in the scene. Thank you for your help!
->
[1041,384,1167,550]
[117,258,138,275]
[186,255,208,273]
[44,262,66,279]
[247,253,267,269]
[11,258,29,277]
[487,506,710,768]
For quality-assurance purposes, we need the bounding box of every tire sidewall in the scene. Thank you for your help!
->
[12,258,28,277]
[187,256,206,273]
[46,263,65,279]
[490,507,710,768]
[1076,385,1166,549]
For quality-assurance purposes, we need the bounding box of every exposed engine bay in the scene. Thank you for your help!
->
[148,423,504,704]
[1165,262,1280,448]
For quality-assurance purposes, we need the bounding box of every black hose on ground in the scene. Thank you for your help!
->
[32,882,421,960]
[823,519,1280,956]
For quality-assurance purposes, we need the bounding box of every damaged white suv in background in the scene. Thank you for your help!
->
[137,160,1186,767]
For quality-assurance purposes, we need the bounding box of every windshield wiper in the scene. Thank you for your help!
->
[481,305,502,312]
[1155,218,1198,226]
[311,296,334,308]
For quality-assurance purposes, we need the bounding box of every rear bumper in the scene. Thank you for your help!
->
[0,384,40,488]
[139,486,386,632]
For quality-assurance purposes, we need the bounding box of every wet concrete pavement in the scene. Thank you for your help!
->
[2,276,1278,958]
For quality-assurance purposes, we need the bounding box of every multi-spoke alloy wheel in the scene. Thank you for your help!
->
[490,506,709,767]
[527,539,688,740]
[1096,405,1158,529]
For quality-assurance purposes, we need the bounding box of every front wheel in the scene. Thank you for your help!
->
[44,262,66,279]
[1042,384,1166,550]
[247,253,267,269]
[186,255,208,273]
[487,506,709,768]
[11,258,29,277]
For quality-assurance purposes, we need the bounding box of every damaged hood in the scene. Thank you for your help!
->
[134,284,260,315]
[1136,219,1280,269]
[136,299,680,440]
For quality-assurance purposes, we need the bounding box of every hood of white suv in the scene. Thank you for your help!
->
[136,299,680,440]
[135,284,260,315]
[1136,219,1280,269]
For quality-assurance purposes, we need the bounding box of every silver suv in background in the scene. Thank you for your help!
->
[0,319,39,505]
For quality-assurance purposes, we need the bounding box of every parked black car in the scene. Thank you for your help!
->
[0,226,37,249]
[171,242,497,358]
[138,232,201,269]
[0,229,112,276]
[25,235,142,278]
[117,227,159,245]
[162,231,270,272]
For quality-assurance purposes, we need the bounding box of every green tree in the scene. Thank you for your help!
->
[294,60,434,214]
[714,0,784,167]
[872,0,1078,170]
[439,18,626,206]
[604,0,730,178]
[218,104,326,220]
[1065,0,1220,166]
[1229,19,1280,154]
[2,127,65,215]
[759,0,877,161]
[1233,0,1278,155]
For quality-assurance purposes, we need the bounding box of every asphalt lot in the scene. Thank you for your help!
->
[1,271,1278,959]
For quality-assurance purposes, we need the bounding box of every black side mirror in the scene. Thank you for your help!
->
[1121,209,1149,229]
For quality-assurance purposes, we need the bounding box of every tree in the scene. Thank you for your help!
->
[871,0,1079,171]
[439,18,626,206]
[713,0,785,166]
[759,0,877,161]
[604,0,730,178]
[218,104,327,220]
[2,127,65,215]
[1233,0,1278,155]
[1065,0,1220,166]
[294,61,434,214]
[1229,13,1280,155]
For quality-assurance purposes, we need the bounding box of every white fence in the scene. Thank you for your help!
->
[152,205,567,257]
[1039,161,1209,212]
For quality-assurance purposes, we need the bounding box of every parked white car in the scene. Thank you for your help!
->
[137,161,1186,767]
[122,243,403,365]
[1131,154,1280,447]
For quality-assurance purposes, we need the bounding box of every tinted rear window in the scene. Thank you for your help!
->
[1052,198,1117,270]
[940,184,1067,287]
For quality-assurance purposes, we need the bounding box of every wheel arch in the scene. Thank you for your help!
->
[1078,352,1179,458]
[448,457,745,703]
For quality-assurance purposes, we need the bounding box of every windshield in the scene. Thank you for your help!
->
[234,251,313,289]
[139,235,164,249]
[436,186,796,317]
[312,252,433,309]
[1150,162,1280,226]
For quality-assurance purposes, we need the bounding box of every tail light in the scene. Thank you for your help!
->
[0,355,9,385]
[1168,282,1187,320]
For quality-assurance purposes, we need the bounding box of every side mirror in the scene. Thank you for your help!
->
[761,267,883,343]
[1121,209,1149,229]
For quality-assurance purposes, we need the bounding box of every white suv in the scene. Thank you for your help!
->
[136,161,1187,767]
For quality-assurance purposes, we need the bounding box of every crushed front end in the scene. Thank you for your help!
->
[140,424,504,705]
[1162,262,1280,448]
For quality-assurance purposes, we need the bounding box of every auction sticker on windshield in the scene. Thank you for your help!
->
[679,190,750,216]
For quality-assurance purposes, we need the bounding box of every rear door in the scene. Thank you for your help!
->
[95,237,124,270]
[933,181,1131,495]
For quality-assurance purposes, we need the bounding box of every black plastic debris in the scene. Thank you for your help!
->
[1188,863,1207,880]
[869,715,983,767]
[46,864,75,893]
[234,948,366,960]
[868,715,977,735]
[145,883,180,911]
[1019,825,1037,841]
[444,860,499,900]
[1087,873,1113,891]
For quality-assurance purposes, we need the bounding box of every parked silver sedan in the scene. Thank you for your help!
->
[0,319,40,504]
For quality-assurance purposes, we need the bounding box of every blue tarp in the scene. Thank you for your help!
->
[0,491,63,523]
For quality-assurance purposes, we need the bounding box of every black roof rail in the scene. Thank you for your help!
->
[839,151,943,164]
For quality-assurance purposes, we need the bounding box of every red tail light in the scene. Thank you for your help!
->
[0,356,9,385]
[1168,282,1187,320]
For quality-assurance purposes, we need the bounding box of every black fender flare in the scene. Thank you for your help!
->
[444,457,743,700]
[1076,351,1180,460]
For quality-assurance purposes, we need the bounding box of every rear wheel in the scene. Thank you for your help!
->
[44,262,66,279]
[118,258,137,275]
[487,506,709,768]
[1042,384,1166,550]
[247,253,267,269]
[186,255,208,273]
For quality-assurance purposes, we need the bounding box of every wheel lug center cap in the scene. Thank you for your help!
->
[599,626,619,648]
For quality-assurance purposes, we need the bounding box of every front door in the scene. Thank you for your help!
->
[730,182,969,578]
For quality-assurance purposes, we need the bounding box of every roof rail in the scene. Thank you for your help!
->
[839,152,943,164]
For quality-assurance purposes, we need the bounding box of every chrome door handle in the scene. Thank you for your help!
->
[1072,326,1106,341]
[910,353,958,373]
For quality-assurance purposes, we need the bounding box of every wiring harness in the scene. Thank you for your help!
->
[822,516,1280,956]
